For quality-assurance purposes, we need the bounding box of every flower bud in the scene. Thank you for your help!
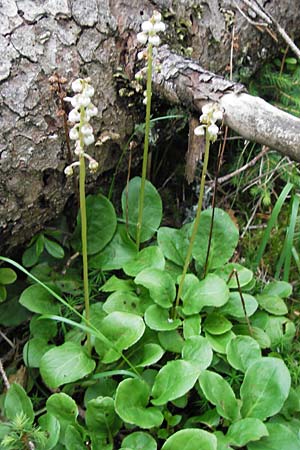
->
[69,126,79,140]
[153,11,162,22]
[89,160,99,172]
[71,79,83,93]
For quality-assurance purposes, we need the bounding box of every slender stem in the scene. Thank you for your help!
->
[173,132,210,318]
[136,44,153,250]
[233,269,253,336]
[79,108,91,354]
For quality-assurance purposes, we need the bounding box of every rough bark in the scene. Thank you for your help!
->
[0,0,300,251]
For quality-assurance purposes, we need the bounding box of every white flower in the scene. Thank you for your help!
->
[137,32,148,44]
[142,21,154,33]
[207,124,219,138]
[212,109,223,122]
[68,109,80,123]
[153,11,162,22]
[148,35,161,46]
[86,104,98,117]
[83,134,95,146]
[89,160,99,172]
[154,21,166,32]
[81,123,93,136]
[71,79,83,93]
[202,103,213,115]
[143,96,148,105]
[200,113,209,124]
[84,85,95,97]
[69,126,79,140]
[77,94,91,107]
[74,142,84,156]
[194,125,205,136]
[137,51,145,60]
[64,165,74,176]
[70,95,81,108]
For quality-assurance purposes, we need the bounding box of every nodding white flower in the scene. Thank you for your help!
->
[202,104,213,115]
[148,35,161,46]
[194,125,205,136]
[81,123,93,136]
[142,20,154,33]
[89,160,99,172]
[77,94,91,107]
[83,134,95,146]
[154,21,166,32]
[84,85,95,97]
[69,126,79,140]
[153,10,162,22]
[212,109,223,122]
[207,123,219,138]
[137,51,145,60]
[68,109,80,123]
[71,79,83,93]
[64,165,74,176]
[137,32,148,44]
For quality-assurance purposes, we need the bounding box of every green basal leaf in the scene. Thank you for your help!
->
[0,285,6,303]
[123,246,165,277]
[30,315,57,340]
[182,274,229,315]
[86,396,121,436]
[262,280,292,298]
[130,343,164,367]
[198,370,240,421]
[101,275,135,293]
[219,292,258,318]
[185,409,220,429]
[214,431,233,450]
[151,360,201,405]
[232,325,271,349]
[192,208,239,270]
[157,226,189,266]
[38,413,60,450]
[46,393,78,428]
[84,378,118,407]
[214,263,253,289]
[122,177,162,243]
[89,224,137,271]
[144,305,181,331]
[121,432,157,450]
[226,335,261,372]
[135,268,175,308]
[0,268,17,285]
[22,244,39,268]
[115,378,164,428]
[183,315,201,339]
[44,237,65,259]
[257,294,288,315]
[72,194,117,255]
[19,284,60,315]
[23,337,54,368]
[266,316,296,350]
[94,311,145,363]
[64,425,83,450]
[205,330,235,354]
[247,423,300,450]
[158,330,184,353]
[240,357,291,420]
[226,418,268,446]
[0,296,29,326]
[182,336,213,371]
[203,313,232,335]
[4,383,34,423]
[40,342,96,389]
[161,429,217,450]
[103,290,143,315]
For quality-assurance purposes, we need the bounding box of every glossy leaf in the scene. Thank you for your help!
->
[19,284,60,315]
[157,226,189,266]
[226,335,261,372]
[199,370,239,421]
[23,337,54,368]
[135,268,175,308]
[161,429,217,450]
[205,330,235,354]
[226,418,268,446]
[257,294,288,315]
[203,313,232,335]
[183,315,201,339]
[0,268,17,285]
[86,396,121,435]
[247,423,300,450]
[121,432,157,450]
[263,280,292,298]
[123,246,165,277]
[72,194,117,255]
[38,413,60,449]
[152,360,201,405]
[40,342,96,388]
[214,263,253,289]
[103,290,143,315]
[131,343,164,367]
[145,305,181,331]
[219,292,258,318]
[115,378,163,428]
[182,336,213,370]
[44,237,65,259]
[158,330,184,353]
[4,383,34,423]
[240,357,291,420]
[122,177,162,242]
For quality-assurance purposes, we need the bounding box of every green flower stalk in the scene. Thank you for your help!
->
[64,78,98,353]
[173,103,223,318]
[135,11,166,250]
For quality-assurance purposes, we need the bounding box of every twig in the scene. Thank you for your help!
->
[0,358,10,390]
[0,329,14,349]
[215,145,269,185]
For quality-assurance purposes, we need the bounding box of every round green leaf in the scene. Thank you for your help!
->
[30,316,57,340]
[219,292,258,318]
[38,413,60,449]
[95,312,145,363]
[263,281,293,298]
[145,305,181,331]
[226,418,268,447]
[86,397,121,435]
[0,268,17,285]
[226,336,261,372]
[89,224,137,271]
[22,244,39,267]
[122,432,157,450]
[135,268,175,308]
[123,246,165,277]
[192,208,239,270]
[204,313,232,335]
[240,357,291,420]
[152,360,201,405]
[257,294,288,315]
[158,330,184,353]
[101,275,135,293]
[19,284,60,315]
[44,238,65,259]
[182,336,213,370]
[103,291,143,315]
[161,429,217,450]
[0,285,7,303]
[23,337,54,368]
[122,177,162,243]
[183,315,202,339]
[214,263,253,289]
[40,342,96,389]
[72,194,117,255]
[232,325,271,349]
[4,383,34,423]
[205,330,235,354]
[131,343,165,367]
[157,226,189,266]
[198,370,239,421]
[248,423,300,450]
[182,274,229,315]
[115,378,163,428]
[265,316,296,350]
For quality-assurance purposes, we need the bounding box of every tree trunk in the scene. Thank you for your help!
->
[0,0,299,251]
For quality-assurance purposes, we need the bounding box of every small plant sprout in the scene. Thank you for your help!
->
[64,78,98,353]
[135,11,166,250]
[174,103,223,317]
